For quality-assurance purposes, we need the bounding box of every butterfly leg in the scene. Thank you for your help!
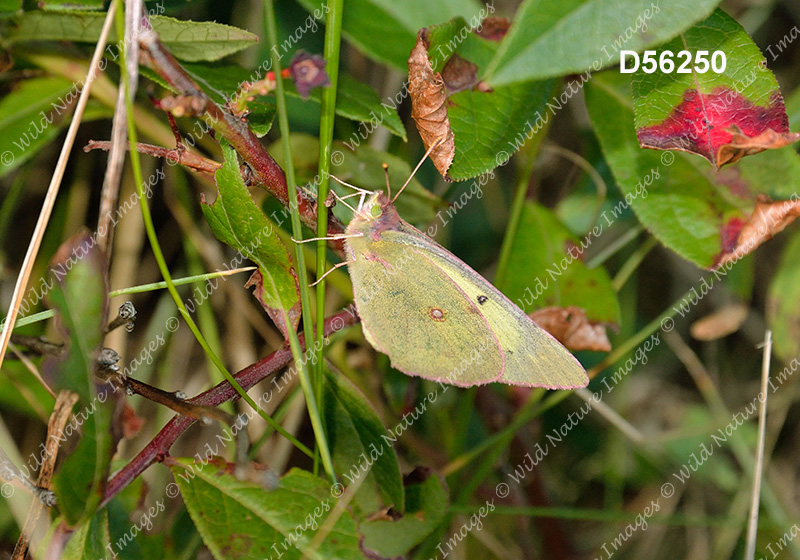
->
[310,258,354,286]
[292,232,363,243]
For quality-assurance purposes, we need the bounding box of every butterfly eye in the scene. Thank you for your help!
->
[370,205,383,218]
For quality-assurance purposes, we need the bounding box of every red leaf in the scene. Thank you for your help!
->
[637,87,799,168]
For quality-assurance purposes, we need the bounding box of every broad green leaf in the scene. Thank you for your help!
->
[587,72,742,268]
[267,133,444,228]
[359,468,449,557]
[632,9,795,168]
[48,232,114,525]
[767,232,800,362]
[0,0,20,15]
[7,12,258,62]
[324,369,404,514]
[297,0,483,69]
[170,460,363,560]
[0,77,110,178]
[497,202,620,324]
[333,74,406,141]
[412,17,555,180]
[177,63,405,139]
[39,0,102,11]
[484,0,720,86]
[63,510,110,560]
[202,144,300,338]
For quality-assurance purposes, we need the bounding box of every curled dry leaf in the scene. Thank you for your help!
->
[718,125,800,167]
[690,302,749,341]
[408,31,455,178]
[244,270,301,340]
[529,306,612,352]
[716,195,800,267]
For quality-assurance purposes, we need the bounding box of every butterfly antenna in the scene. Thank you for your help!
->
[391,135,447,204]
[383,163,391,200]
[329,174,373,215]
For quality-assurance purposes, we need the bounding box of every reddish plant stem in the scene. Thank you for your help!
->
[138,32,347,254]
[85,140,222,175]
[101,309,358,507]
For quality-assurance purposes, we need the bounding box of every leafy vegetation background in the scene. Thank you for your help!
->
[1,0,800,559]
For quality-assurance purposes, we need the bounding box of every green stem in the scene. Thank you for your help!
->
[313,0,344,474]
[264,0,335,480]
[127,21,309,456]
[493,92,555,287]
[611,235,657,292]
[585,224,644,269]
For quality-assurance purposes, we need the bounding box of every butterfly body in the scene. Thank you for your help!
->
[345,191,587,389]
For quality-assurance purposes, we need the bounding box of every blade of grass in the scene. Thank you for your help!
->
[745,331,771,560]
[314,0,344,476]
[0,0,118,375]
[264,0,335,480]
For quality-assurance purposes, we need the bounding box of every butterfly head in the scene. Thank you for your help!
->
[350,191,400,235]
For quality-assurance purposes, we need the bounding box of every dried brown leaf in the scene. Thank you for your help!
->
[717,125,800,167]
[716,195,800,267]
[408,31,455,179]
[530,306,612,352]
[690,303,749,341]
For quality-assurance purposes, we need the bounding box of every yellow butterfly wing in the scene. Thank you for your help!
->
[347,218,587,389]
[347,233,504,385]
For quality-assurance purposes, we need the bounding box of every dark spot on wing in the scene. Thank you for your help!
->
[477,295,488,305]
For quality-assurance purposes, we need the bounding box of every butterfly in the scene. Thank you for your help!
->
[338,189,587,389]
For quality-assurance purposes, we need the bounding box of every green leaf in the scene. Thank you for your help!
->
[323,369,404,514]
[632,9,793,168]
[0,77,109,178]
[170,460,363,560]
[63,510,110,560]
[48,232,114,525]
[497,202,620,324]
[586,72,745,268]
[767,232,800,362]
[484,0,720,86]
[202,144,300,338]
[297,0,485,69]
[7,12,258,62]
[359,468,449,557]
[38,0,103,11]
[333,75,406,140]
[413,17,556,180]
[0,0,21,16]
